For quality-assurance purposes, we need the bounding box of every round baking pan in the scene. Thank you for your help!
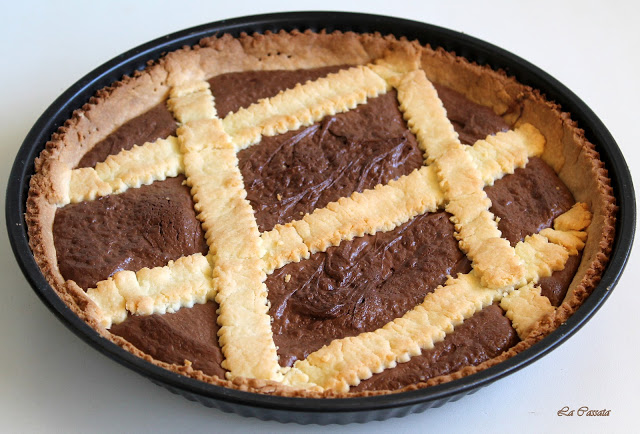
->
[6,11,635,424]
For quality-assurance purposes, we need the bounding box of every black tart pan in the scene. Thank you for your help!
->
[6,11,635,424]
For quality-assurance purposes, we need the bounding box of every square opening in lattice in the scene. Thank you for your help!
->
[268,210,469,367]
[54,175,208,291]
[237,89,422,233]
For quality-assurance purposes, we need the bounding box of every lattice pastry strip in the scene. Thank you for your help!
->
[178,117,281,382]
[86,253,212,329]
[552,202,592,232]
[167,80,217,124]
[515,234,569,283]
[58,136,183,205]
[222,65,388,151]
[261,165,442,273]
[281,204,591,392]
[282,272,497,391]
[500,282,555,339]
[261,124,544,272]
[466,123,545,185]
[396,68,527,289]
[503,203,594,337]
[538,203,591,257]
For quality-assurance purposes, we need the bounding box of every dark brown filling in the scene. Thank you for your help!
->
[238,91,423,232]
[539,254,581,307]
[77,103,177,169]
[110,301,225,378]
[209,66,346,118]
[485,157,575,247]
[53,175,207,290]
[434,84,509,145]
[54,66,577,390]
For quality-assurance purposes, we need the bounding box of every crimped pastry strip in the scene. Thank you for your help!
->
[179,116,283,382]
[500,283,555,339]
[502,203,593,339]
[396,69,530,289]
[262,125,544,273]
[167,80,217,123]
[86,253,212,329]
[60,136,183,205]
[223,65,388,151]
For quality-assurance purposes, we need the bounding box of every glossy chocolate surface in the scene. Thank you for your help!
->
[352,303,519,392]
[54,175,207,290]
[269,211,471,367]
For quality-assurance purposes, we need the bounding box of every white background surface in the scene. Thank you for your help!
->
[2,1,638,432]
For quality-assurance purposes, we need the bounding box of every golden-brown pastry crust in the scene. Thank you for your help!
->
[87,253,213,328]
[26,30,617,398]
[62,136,183,205]
[223,65,388,150]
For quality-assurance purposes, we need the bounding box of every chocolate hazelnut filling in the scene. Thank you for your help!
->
[53,66,577,391]
[110,301,225,379]
[485,157,575,247]
[433,83,509,145]
[53,175,207,290]
[238,91,423,232]
[209,66,345,118]
[77,103,177,169]
[539,254,581,307]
